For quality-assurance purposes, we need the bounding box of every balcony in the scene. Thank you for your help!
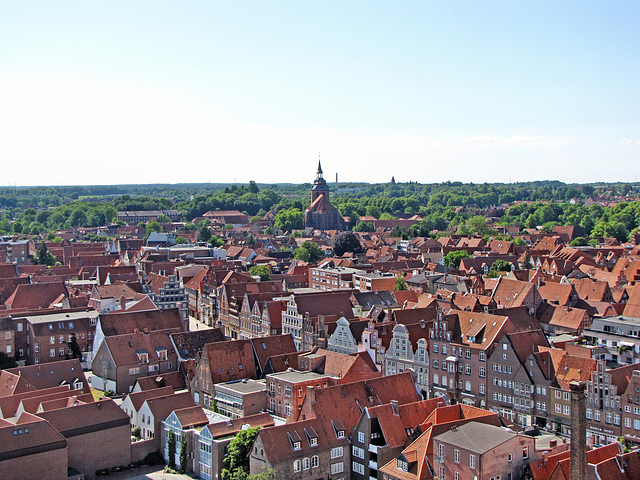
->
[368,444,381,454]
[369,459,377,469]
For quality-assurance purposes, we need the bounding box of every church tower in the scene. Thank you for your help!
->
[311,159,330,203]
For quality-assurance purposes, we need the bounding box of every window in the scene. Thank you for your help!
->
[479,367,485,378]
[563,392,570,401]
[68,322,74,329]
[433,343,439,353]
[34,343,39,353]
[469,454,476,468]
[129,367,140,375]
[508,453,512,462]
[352,446,364,459]
[331,446,343,458]
[625,417,631,428]
[455,473,461,480]
[352,462,365,474]
[330,462,343,474]
[555,390,561,399]
[303,457,310,470]
[439,465,445,480]
[50,349,55,357]
[293,460,301,472]
[465,364,471,375]
[358,431,365,443]
[586,408,592,419]
[442,345,447,355]
[17,323,23,332]
[285,403,291,417]
[311,455,319,468]
[454,449,460,463]
[284,386,291,397]
[50,336,55,345]
[594,410,601,421]
[635,419,640,430]
[479,351,485,361]
[479,383,485,395]
[439,443,445,458]
[59,348,64,356]
[523,446,529,459]
[465,348,471,359]
[465,381,471,392]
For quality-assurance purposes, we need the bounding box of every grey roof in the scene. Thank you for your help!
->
[13,309,99,324]
[215,379,267,394]
[433,422,518,454]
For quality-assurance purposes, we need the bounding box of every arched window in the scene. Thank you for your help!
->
[293,460,301,472]
[303,457,310,470]
[312,455,319,468]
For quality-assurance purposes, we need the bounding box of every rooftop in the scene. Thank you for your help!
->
[266,369,335,383]
[215,379,267,394]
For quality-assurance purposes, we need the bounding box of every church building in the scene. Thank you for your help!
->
[304,161,346,231]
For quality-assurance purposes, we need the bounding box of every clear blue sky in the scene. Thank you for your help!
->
[1,1,639,186]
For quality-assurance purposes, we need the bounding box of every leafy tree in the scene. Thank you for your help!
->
[521,253,533,269]
[249,265,271,281]
[274,208,303,232]
[246,234,255,247]
[157,214,171,223]
[248,180,259,194]
[354,221,374,232]
[179,435,187,473]
[12,222,22,233]
[197,225,212,243]
[184,222,197,231]
[67,334,81,359]
[264,227,274,235]
[0,351,17,369]
[379,213,396,220]
[569,236,588,247]
[221,427,259,480]
[34,243,57,266]
[394,276,408,291]
[294,241,324,263]
[487,259,513,277]
[333,232,364,257]
[167,430,176,469]
[146,220,162,234]
[175,236,188,244]
[251,468,276,480]
[443,250,471,269]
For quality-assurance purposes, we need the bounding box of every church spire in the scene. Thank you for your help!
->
[316,154,323,180]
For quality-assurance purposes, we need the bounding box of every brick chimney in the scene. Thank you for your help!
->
[306,385,316,405]
[120,295,126,311]
[570,381,587,480]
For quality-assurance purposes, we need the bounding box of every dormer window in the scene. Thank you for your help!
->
[156,348,168,361]
[293,441,301,450]
[137,350,149,364]
[398,459,408,472]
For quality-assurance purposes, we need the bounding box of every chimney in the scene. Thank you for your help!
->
[306,385,316,405]
[570,381,587,480]
[390,400,400,416]
[120,295,126,311]
[549,439,557,448]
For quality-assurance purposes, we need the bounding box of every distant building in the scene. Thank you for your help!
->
[304,161,346,231]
